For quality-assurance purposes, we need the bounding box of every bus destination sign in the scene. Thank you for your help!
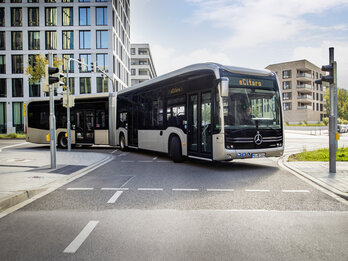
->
[230,77,273,88]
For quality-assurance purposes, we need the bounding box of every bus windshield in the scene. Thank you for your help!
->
[223,77,281,131]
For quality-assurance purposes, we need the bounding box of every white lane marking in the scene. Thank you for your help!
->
[0,142,28,152]
[245,189,270,192]
[153,157,158,160]
[66,188,94,191]
[107,191,124,203]
[157,161,171,163]
[111,149,118,154]
[121,160,135,163]
[63,221,99,253]
[282,190,310,193]
[172,188,199,191]
[138,160,153,163]
[101,188,129,191]
[120,176,135,188]
[138,188,163,191]
[118,153,129,157]
[207,189,235,192]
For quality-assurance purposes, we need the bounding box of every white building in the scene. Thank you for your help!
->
[0,0,130,134]
[130,43,157,86]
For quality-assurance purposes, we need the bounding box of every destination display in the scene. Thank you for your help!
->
[229,77,274,88]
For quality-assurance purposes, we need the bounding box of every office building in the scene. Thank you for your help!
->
[266,60,327,123]
[130,43,156,86]
[0,0,130,134]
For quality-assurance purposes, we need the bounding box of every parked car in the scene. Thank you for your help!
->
[337,124,348,133]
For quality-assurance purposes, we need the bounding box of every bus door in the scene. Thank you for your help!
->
[187,91,212,158]
[75,109,94,144]
[128,104,138,147]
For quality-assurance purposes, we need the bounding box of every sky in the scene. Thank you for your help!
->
[130,0,348,89]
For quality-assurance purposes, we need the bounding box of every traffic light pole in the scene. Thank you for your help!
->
[49,53,57,169]
[328,48,337,173]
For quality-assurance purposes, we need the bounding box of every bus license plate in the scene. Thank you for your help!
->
[252,153,265,158]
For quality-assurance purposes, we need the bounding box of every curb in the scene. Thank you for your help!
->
[0,154,114,217]
[280,154,348,201]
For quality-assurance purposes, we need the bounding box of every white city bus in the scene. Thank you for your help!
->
[26,63,284,162]
[115,63,284,162]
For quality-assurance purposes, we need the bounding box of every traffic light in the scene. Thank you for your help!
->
[91,62,96,73]
[315,62,336,85]
[43,65,65,93]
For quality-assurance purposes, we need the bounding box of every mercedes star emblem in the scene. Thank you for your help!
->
[254,132,263,145]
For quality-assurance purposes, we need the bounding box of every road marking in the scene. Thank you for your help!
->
[101,188,129,191]
[111,149,118,154]
[121,160,135,163]
[118,153,129,157]
[0,142,28,152]
[153,157,158,160]
[107,191,124,203]
[207,189,235,192]
[172,188,199,191]
[138,188,163,191]
[282,190,310,193]
[63,220,99,253]
[66,188,94,191]
[157,160,171,163]
[245,189,270,192]
[138,160,153,163]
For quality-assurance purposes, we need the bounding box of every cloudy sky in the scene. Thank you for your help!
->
[131,0,348,89]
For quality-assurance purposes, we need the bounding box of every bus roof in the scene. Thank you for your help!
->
[119,62,273,95]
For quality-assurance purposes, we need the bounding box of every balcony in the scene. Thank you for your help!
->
[298,105,313,110]
[297,72,312,78]
[297,84,312,93]
[297,94,312,103]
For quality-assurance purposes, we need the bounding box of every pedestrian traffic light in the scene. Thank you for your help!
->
[315,62,336,85]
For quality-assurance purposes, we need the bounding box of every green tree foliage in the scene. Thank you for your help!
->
[324,87,348,120]
[25,55,63,84]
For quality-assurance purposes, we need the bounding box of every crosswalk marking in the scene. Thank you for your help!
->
[107,191,124,203]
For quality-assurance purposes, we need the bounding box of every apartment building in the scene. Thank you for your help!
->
[266,60,327,124]
[130,43,157,86]
[0,0,130,134]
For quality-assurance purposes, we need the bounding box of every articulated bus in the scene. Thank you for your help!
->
[27,63,284,162]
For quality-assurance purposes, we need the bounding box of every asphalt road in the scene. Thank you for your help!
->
[0,133,347,261]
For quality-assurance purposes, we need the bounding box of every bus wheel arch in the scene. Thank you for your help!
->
[119,132,127,151]
[168,134,184,163]
[58,132,68,149]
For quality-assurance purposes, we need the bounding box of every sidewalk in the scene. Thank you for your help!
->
[0,147,112,213]
[282,156,348,200]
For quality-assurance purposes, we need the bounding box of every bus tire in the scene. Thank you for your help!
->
[58,133,68,149]
[170,136,184,163]
[120,134,127,151]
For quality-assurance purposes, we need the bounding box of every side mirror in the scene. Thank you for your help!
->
[220,77,229,97]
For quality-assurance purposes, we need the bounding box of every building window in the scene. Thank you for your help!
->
[29,80,40,97]
[283,102,292,111]
[96,30,108,49]
[80,77,91,94]
[12,102,24,132]
[11,31,22,50]
[130,48,135,55]
[28,7,39,26]
[45,0,56,2]
[79,7,90,26]
[79,0,90,2]
[97,77,108,93]
[62,31,74,50]
[96,53,108,72]
[63,77,75,94]
[282,92,291,100]
[62,7,73,26]
[45,8,57,26]
[28,0,39,2]
[0,8,5,27]
[45,31,57,50]
[79,54,91,72]
[62,54,74,73]
[0,31,4,50]
[0,55,5,74]
[0,79,6,96]
[11,8,22,27]
[0,102,6,134]
[11,0,22,4]
[28,31,40,50]
[12,55,23,74]
[131,69,135,75]
[282,81,291,90]
[282,70,291,79]
[79,31,91,49]
[96,7,107,26]
[12,78,23,97]
[62,0,73,2]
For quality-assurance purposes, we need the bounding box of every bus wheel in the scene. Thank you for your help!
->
[120,134,127,151]
[58,133,68,149]
[170,136,184,163]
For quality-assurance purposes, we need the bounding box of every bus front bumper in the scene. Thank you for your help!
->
[214,146,284,161]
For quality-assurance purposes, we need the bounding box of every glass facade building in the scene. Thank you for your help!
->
[0,0,131,133]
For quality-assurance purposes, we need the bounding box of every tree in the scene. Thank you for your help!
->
[324,87,348,121]
[25,55,63,84]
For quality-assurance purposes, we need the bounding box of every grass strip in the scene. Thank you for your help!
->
[288,147,348,161]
